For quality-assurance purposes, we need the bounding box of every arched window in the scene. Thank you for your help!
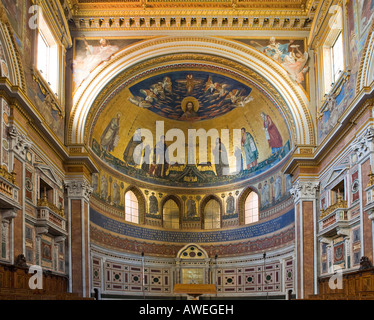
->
[125,191,139,224]
[204,199,220,229]
[245,192,259,224]
[163,199,180,229]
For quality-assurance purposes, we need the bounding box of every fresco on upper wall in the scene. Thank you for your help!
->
[90,69,291,188]
[359,0,374,41]
[73,38,144,93]
[1,0,24,50]
[318,0,374,142]
[234,38,309,90]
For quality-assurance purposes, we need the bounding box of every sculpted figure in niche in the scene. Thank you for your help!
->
[274,176,282,201]
[149,192,159,214]
[186,196,197,218]
[226,193,235,215]
[112,181,121,206]
[261,180,270,207]
[100,175,108,200]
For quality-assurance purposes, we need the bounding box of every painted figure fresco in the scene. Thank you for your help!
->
[359,0,374,37]
[1,0,23,40]
[100,113,121,152]
[282,45,309,84]
[213,138,229,177]
[0,43,9,78]
[248,38,308,86]
[73,38,119,88]
[186,197,197,218]
[261,112,283,154]
[251,38,294,63]
[149,192,159,214]
[241,128,259,169]
[226,193,235,214]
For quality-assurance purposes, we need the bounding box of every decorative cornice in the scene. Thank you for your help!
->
[71,15,313,32]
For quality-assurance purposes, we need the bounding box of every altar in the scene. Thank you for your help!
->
[174,284,217,300]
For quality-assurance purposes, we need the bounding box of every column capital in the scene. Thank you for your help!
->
[64,179,93,201]
[290,179,320,203]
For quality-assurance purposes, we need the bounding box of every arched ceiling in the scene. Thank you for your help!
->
[69,36,314,189]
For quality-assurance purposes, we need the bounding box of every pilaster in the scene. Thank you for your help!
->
[65,177,93,298]
[290,179,320,299]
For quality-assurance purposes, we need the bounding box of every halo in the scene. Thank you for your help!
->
[181,97,200,112]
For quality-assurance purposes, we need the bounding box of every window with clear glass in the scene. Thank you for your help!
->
[37,10,59,95]
[204,199,220,229]
[163,199,180,229]
[125,191,139,224]
[332,32,344,84]
[321,6,344,96]
[245,192,259,224]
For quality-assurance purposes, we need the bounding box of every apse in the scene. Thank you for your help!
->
[90,66,292,189]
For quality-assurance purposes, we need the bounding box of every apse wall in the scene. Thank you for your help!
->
[88,156,295,298]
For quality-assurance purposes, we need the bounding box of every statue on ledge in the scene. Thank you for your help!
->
[14,254,28,268]
[359,256,373,270]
